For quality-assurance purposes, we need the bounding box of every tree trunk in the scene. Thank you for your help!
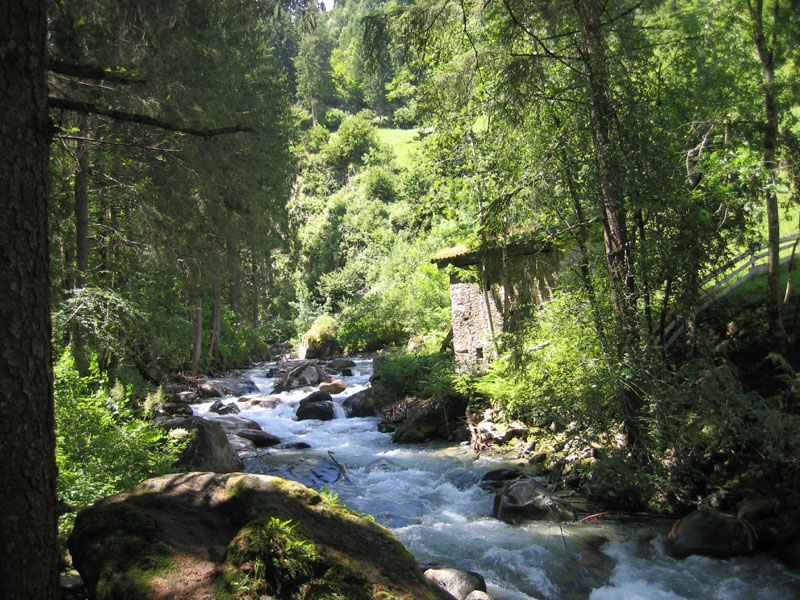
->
[748,0,787,348]
[209,266,222,358]
[191,299,203,373]
[70,113,90,375]
[0,1,60,598]
[573,0,641,444]
[251,246,260,328]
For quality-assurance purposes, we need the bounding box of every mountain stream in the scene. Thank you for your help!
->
[194,358,799,600]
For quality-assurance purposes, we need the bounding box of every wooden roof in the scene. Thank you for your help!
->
[431,238,550,267]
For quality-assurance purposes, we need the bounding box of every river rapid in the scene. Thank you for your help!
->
[194,357,800,600]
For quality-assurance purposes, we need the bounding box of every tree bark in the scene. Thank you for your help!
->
[209,266,222,358]
[0,1,60,598]
[573,0,640,444]
[191,299,203,373]
[251,246,260,328]
[70,113,90,375]
[748,0,787,348]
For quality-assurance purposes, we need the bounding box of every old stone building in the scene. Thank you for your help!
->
[431,239,562,370]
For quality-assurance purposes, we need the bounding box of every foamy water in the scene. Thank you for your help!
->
[194,358,800,600]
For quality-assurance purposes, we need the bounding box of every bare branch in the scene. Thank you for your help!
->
[48,57,147,84]
[48,96,255,137]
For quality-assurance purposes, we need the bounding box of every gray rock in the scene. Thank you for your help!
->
[296,401,337,421]
[235,429,281,447]
[211,415,262,432]
[68,472,436,600]
[343,388,378,418]
[667,508,756,559]
[478,468,526,492]
[465,592,494,600]
[326,358,356,373]
[493,480,576,523]
[300,390,333,406]
[424,568,486,600]
[319,379,348,395]
[202,377,259,397]
[156,416,243,473]
[209,399,241,415]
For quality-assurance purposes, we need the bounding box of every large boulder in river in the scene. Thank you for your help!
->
[667,508,756,559]
[68,472,438,600]
[390,396,469,444]
[198,376,258,398]
[296,401,338,421]
[493,480,576,523]
[272,360,326,393]
[424,568,488,600]
[156,416,243,473]
[343,387,379,418]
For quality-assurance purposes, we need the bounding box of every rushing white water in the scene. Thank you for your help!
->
[194,358,800,600]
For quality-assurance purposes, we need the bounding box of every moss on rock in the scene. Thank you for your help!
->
[69,472,437,600]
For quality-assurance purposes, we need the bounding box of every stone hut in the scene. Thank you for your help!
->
[431,239,562,370]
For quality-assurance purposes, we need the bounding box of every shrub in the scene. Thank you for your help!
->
[225,517,317,598]
[55,351,184,541]
[321,107,348,130]
[361,166,397,203]
[371,349,462,410]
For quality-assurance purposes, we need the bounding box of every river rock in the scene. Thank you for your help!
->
[156,416,243,473]
[465,592,494,600]
[296,401,337,421]
[247,397,281,409]
[197,381,221,398]
[299,336,341,360]
[210,415,262,432]
[176,390,199,404]
[424,567,487,600]
[390,396,469,444]
[478,467,528,492]
[326,358,356,373]
[320,378,348,395]
[157,402,193,417]
[493,480,576,523]
[300,389,333,405]
[667,508,756,559]
[227,434,256,454]
[209,399,240,415]
[272,361,326,392]
[68,472,440,600]
[343,387,379,418]
[234,428,280,447]
[203,376,259,397]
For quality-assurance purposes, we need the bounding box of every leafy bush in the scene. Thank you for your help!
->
[371,349,461,409]
[473,291,616,427]
[361,166,397,202]
[225,517,317,598]
[321,107,348,130]
[55,351,184,539]
[323,113,380,176]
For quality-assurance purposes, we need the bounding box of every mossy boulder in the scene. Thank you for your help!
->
[156,416,244,473]
[298,315,341,360]
[68,472,438,600]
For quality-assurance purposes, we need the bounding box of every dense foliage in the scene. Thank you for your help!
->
[44,0,800,525]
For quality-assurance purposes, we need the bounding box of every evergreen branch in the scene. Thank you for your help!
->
[48,97,255,137]
[48,57,147,84]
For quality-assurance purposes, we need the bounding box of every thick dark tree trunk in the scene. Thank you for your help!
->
[0,1,60,598]
[191,299,203,373]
